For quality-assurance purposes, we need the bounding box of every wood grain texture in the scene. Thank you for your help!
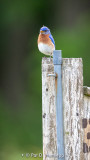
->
[62,58,84,160]
[42,58,57,160]
[42,58,84,160]
[83,95,90,160]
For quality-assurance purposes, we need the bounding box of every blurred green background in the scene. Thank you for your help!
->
[0,0,90,159]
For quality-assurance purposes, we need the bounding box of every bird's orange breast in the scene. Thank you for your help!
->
[38,34,52,46]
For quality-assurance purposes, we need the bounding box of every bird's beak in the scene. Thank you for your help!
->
[40,30,45,34]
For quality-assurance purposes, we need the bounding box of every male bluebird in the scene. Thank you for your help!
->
[38,26,55,57]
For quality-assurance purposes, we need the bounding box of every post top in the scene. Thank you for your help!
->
[53,50,62,65]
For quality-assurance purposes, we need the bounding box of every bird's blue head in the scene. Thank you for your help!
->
[40,26,50,35]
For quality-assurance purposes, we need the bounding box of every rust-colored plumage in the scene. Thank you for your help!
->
[38,34,54,47]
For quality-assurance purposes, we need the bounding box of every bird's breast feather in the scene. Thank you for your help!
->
[38,34,55,47]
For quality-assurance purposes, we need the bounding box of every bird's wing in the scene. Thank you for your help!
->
[49,34,55,47]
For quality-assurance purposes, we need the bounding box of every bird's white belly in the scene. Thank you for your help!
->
[38,43,55,56]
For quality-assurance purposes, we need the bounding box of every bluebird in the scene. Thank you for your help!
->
[38,26,55,57]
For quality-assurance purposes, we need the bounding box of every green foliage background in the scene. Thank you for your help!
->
[0,0,90,159]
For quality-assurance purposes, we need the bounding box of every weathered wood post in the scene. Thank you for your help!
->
[42,58,57,160]
[62,58,84,160]
[83,86,90,160]
[42,56,84,160]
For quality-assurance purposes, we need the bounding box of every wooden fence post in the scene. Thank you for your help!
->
[62,58,84,160]
[42,58,57,160]
[42,57,84,160]
[83,86,90,160]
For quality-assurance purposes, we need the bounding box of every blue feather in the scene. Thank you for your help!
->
[40,26,50,32]
[49,34,55,47]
